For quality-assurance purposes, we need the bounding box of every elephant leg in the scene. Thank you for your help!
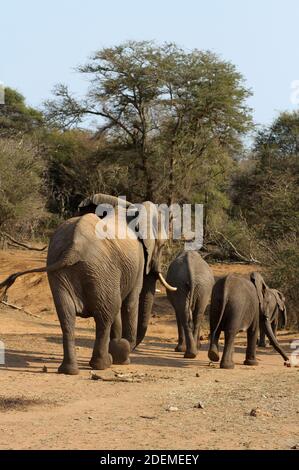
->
[220,330,236,369]
[174,309,185,352]
[244,322,259,366]
[108,309,130,365]
[193,301,205,351]
[110,310,122,340]
[50,282,79,375]
[121,291,139,350]
[208,328,221,362]
[89,316,113,370]
[182,309,197,359]
[258,321,267,347]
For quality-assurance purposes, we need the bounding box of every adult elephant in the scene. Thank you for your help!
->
[0,194,176,375]
[208,272,289,369]
[257,288,287,347]
[166,251,214,358]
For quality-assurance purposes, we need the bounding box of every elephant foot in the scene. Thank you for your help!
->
[58,362,79,375]
[175,344,185,352]
[244,358,258,366]
[89,353,113,370]
[184,351,197,359]
[109,339,130,365]
[197,341,202,351]
[116,358,131,365]
[220,361,235,369]
[208,346,220,362]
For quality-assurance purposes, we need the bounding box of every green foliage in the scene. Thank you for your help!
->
[0,87,43,137]
[1,48,298,327]
[0,138,46,235]
[232,111,299,240]
[266,238,299,327]
[45,41,252,205]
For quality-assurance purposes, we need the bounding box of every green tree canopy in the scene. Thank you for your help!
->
[232,111,299,240]
[0,87,43,137]
[45,41,252,206]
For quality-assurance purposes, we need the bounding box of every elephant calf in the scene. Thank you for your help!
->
[166,251,214,358]
[208,272,289,369]
[258,288,287,347]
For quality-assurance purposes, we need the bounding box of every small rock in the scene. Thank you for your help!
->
[249,407,272,417]
[291,444,299,450]
[194,401,204,409]
[88,416,93,420]
[196,373,200,377]
[42,366,48,373]
[215,379,220,383]
[166,406,179,412]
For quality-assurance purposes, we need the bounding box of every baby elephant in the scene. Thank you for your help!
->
[166,251,214,358]
[208,272,289,369]
[258,289,287,347]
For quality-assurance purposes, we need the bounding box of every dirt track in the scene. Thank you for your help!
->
[0,250,298,450]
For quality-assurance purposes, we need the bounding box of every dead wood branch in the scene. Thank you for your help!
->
[0,300,42,319]
[0,231,47,252]
[214,231,261,264]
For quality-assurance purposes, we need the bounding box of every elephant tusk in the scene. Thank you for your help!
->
[158,272,177,292]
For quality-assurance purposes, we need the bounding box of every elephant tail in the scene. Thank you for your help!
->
[210,276,230,345]
[0,260,68,301]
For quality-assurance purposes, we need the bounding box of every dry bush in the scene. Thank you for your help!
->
[0,138,50,238]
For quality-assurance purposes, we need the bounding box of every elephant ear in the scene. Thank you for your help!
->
[137,202,159,275]
[271,289,285,311]
[250,272,268,310]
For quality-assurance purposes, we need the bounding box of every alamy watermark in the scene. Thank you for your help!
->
[93,198,203,250]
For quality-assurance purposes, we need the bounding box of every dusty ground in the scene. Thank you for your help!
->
[0,249,298,450]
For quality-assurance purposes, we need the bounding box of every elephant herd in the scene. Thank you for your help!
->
[167,251,288,369]
[0,193,289,374]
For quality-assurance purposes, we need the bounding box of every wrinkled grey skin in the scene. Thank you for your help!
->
[208,272,289,369]
[0,195,174,375]
[258,289,287,347]
[166,251,214,358]
[48,197,173,375]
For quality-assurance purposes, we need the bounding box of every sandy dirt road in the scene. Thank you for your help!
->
[0,250,298,450]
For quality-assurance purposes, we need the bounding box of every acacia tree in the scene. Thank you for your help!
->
[0,87,43,138]
[45,41,252,206]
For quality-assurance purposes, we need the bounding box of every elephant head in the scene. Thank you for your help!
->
[78,193,176,346]
[250,272,289,362]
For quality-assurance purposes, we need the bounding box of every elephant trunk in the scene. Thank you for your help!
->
[135,272,157,348]
[263,317,289,362]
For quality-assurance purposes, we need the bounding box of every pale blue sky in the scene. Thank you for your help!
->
[1,0,299,126]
